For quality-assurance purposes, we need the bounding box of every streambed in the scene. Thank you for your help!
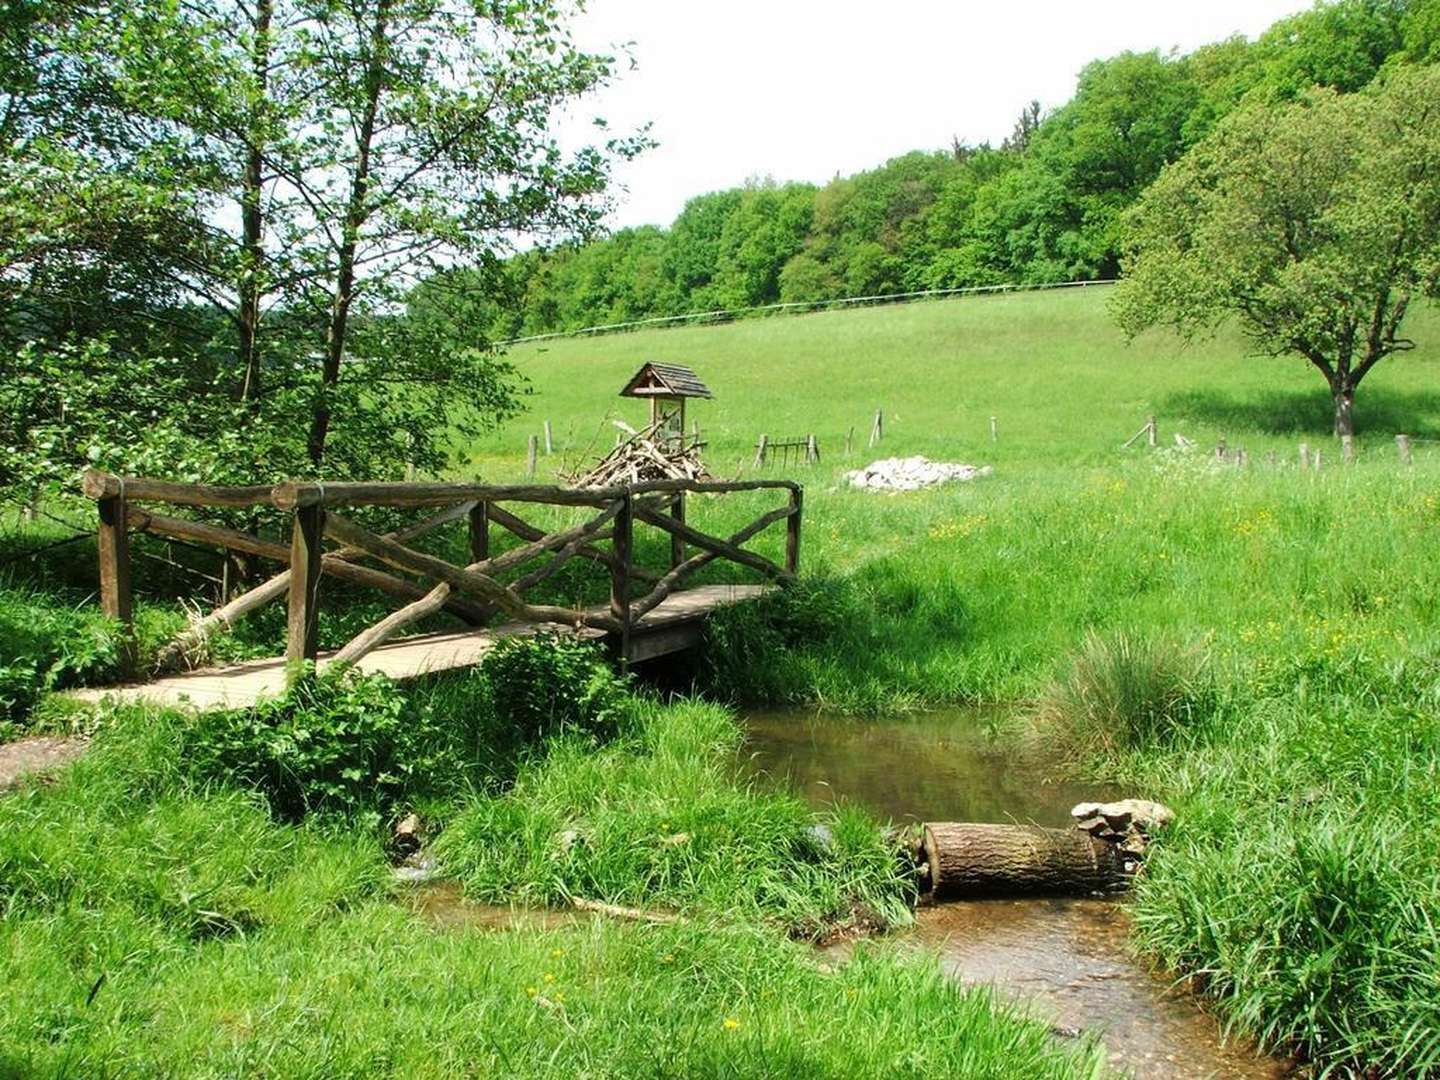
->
[741,709,1289,1080]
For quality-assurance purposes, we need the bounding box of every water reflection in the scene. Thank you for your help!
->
[740,707,1118,826]
[744,708,1289,1080]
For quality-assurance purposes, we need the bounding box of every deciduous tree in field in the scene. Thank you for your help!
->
[1112,65,1440,437]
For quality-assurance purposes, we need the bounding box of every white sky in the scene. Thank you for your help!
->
[564,0,1312,230]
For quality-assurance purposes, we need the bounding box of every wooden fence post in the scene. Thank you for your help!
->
[1396,433,1413,465]
[806,434,819,465]
[869,409,883,448]
[97,490,135,675]
[1299,442,1310,468]
[468,501,489,564]
[845,426,854,457]
[543,420,553,455]
[610,493,633,668]
[526,435,538,478]
[1313,448,1323,472]
[669,492,685,570]
[1147,415,1157,448]
[990,416,998,442]
[286,503,325,668]
[785,486,803,577]
[1235,447,1247,467]
[1215,438,1227,461]
[754,434,769,468]
[1341,434,1355,463]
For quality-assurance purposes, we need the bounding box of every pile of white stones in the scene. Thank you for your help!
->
[844,456,993,492]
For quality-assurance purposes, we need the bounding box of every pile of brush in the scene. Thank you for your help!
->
[565,419,711,488]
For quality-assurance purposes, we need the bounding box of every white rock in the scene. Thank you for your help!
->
[844,456,993,492]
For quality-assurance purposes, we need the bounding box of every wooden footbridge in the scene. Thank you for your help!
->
[73,471,802,710]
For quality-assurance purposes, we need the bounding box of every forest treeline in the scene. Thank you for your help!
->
[431,0,1440,339]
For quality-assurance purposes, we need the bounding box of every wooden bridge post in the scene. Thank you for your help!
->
[468,500,489,563]
[96,490,136,675]
[669,492,685,570]
[785,486,803,576]
[610,493,633,667]
[286,503,326,669]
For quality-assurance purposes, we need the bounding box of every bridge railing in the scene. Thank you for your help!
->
[80,470,801,675]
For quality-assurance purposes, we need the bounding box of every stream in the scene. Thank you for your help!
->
[740,709,1289,1080]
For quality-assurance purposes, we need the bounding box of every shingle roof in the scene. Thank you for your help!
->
[619,362,713,399]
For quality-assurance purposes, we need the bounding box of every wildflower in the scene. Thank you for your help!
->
[550,948,564,958]
[543,972,555,983]
[525,986,537,997]
[723,1017,741,1030]
[662,954,675,963]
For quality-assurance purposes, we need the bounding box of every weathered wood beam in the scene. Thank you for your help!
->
[287,505,325,665]
[97,492,135,675]
[330,503,622,666]
[488,504,659,584]
[628,505,794,621]
[83,469,275,509]
[611,493,633,664]
[321,512,619,633]
[155,572,292,670]
[632,503,792,584]
[785,487,803,576]
[129,508,488,624]
[273,480,614,510]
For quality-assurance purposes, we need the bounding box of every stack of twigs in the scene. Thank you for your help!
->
[565,418,710,488]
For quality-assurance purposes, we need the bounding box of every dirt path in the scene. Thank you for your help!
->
[0,735,86,791]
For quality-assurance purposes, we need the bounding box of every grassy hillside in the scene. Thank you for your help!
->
[461,289,1440,1074]
[469,285,1440,479]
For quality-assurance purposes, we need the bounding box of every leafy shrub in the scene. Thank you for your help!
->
[178,637,627,826]
[0,588,121,724]
[480,634,629,744]
[182,668,501,826]
[1033,631,1213,758]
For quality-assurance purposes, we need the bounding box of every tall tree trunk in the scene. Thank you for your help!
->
[238,0,272,405]
[1333,380,1355,438]
[306,0,390,465]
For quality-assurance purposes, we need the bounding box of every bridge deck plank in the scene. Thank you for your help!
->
[68,585,768,711]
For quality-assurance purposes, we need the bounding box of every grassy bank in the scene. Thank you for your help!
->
[0,659,1103,1077]
[448,288,1440,1074]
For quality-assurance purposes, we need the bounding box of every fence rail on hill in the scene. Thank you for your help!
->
[500,278,1118,346]
[80,470,802,678]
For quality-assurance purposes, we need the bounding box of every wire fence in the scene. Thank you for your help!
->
[498,277,1119,347]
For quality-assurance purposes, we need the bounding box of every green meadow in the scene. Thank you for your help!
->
[461,286,1440,1074]
[5,285,1440,1075]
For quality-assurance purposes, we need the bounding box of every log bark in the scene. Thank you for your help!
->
[922,823,1128,899]
[633,503,793,584]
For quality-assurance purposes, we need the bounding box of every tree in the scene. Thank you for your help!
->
[1112,66,1440,437]
[1,0,644,502]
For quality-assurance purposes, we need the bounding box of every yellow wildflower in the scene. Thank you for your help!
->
[723,1017,741,1031]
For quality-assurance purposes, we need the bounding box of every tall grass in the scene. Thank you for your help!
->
[1032,632,1213,760]
[436,696,913,939]
[0,686,1103,1078]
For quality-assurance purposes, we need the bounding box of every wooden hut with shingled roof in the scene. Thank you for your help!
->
[619,362,712,439]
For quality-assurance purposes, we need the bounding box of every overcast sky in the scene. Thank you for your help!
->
[561,0,1312,230]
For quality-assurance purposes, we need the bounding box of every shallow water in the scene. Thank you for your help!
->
[744,708,1289,1080]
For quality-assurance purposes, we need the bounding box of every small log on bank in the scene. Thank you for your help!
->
[921,822,1129,899]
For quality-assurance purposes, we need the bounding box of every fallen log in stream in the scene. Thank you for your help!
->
[920,822,1129,898]
[914,802,1173,899]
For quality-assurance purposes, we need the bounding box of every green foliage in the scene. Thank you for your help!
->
[435,697,914,937]
[1128,671,1440,1074]
[441,1,1431,342]
[1033,632,1214,759]
[1113,65,1440,435]
[181,668,498,826]
[481,634,630,746]
[0,588,120,722]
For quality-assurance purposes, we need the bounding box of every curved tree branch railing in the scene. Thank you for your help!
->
[81,470,801,677]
